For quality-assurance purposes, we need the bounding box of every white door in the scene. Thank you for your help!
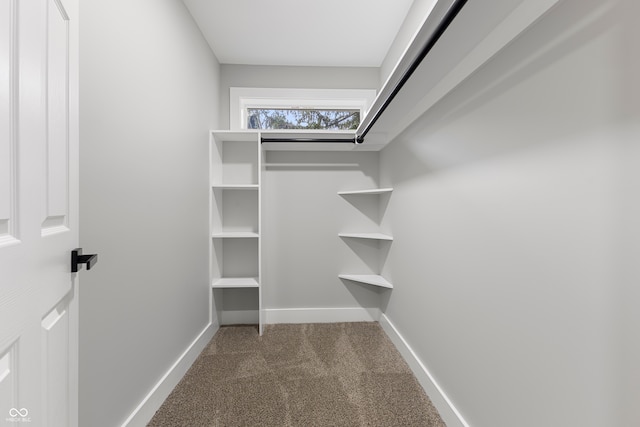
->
[0,0,79,426]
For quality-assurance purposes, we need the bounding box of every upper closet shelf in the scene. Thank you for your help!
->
[339,233,393,241]
[357,0,561,150]
[339,274,393,289]
[338,188,393,196]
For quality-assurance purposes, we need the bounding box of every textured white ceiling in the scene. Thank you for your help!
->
[182,0,414,67]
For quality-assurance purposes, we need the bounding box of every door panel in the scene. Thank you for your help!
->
[0,342,18,416]
[0,0,79,425]
[0,0,17,245]
[41,297,71,427]
[43,0,69,235]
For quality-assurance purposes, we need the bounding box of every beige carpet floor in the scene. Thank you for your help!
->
[148,322,446,426]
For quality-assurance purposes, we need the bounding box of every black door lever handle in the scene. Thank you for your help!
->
[71,248,98,273]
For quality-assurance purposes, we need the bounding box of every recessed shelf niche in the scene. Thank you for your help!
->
[338,188,393,289]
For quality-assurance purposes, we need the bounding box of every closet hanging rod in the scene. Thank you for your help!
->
[258,0,467,146]
[355,0,468,144]
[260,137,356,144]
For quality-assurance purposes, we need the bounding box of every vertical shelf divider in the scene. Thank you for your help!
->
[259,132,265,335]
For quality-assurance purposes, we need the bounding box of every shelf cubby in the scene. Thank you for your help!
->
[211,132,259,186]
[212,186,259,236]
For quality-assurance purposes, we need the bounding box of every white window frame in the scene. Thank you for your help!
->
[229,87,377,131]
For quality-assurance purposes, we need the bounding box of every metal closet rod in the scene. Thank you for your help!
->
[258,0,467,146]
[260,137,355,143]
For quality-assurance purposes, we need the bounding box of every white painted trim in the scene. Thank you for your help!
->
[379,314,469,427]
[120,321,218,427]
[264,307,381,324]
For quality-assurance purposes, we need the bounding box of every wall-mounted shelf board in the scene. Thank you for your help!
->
[212,184,259,190]
[212,277,260,289]
[338,188,393,196]
[338,233,393,241]
[339,274,393,289]
[211,130,260,141]
[212,232,259,239]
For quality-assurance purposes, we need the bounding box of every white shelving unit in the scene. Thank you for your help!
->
[210,131,263,334]
[338,188,393,289]
[209,130,395,332]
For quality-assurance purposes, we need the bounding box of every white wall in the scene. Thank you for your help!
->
[79,1,220,426]
[219,64,379,128]
[262,151,382,319]
[379,0,639,425]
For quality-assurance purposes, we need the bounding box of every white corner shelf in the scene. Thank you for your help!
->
[338,186,394,293]
[338,188,393,196]
[338,274,393,289]
[212,277,260,289]
[211,232,259,239]
[212,184,259,190]
[338,233,393,241]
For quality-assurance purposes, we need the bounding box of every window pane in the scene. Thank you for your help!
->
[247,108,360,130]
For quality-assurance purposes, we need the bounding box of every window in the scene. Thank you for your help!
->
[230,88,376,131]
[247,108,360,130]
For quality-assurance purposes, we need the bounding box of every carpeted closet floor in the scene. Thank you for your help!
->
[148,322,446,426]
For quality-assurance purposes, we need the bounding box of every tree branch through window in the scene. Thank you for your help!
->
[247,108,360,130]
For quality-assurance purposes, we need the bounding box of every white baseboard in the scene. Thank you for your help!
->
[120,321,219,427]
[264,307,381,324]
[379,314,469,427]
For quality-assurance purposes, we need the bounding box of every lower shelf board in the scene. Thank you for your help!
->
[212,277,260,289]
[212,232,260,239]
[338,274,393,289]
